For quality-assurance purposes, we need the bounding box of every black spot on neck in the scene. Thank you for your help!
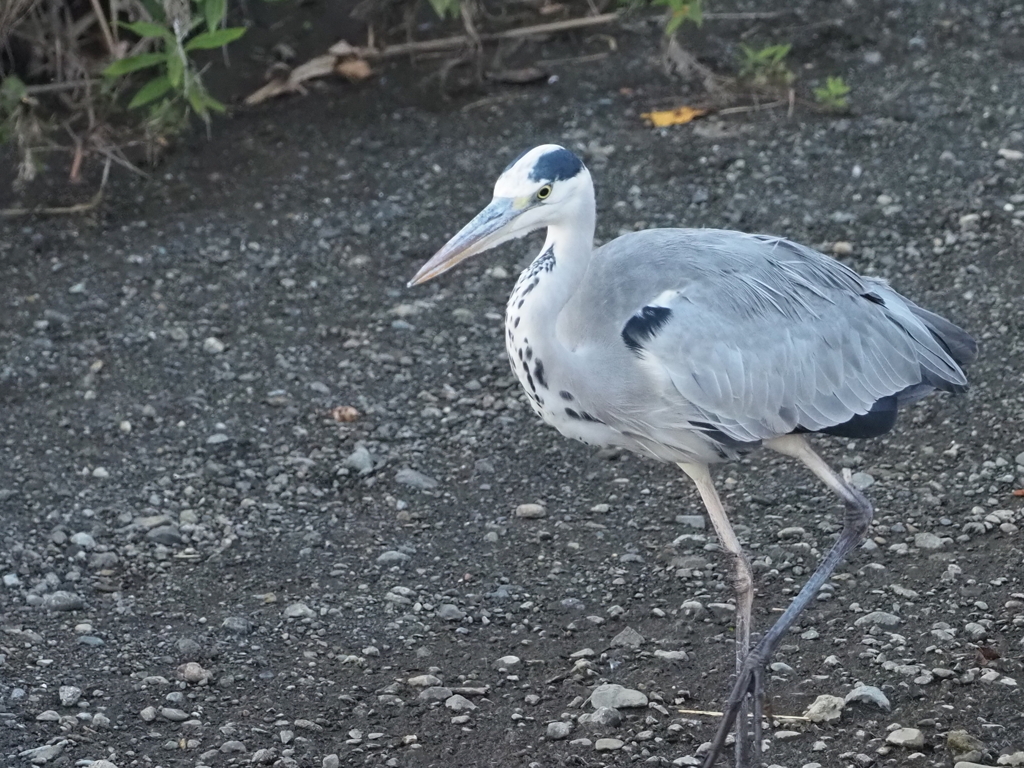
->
[622,306,673,354]
[559,390,574,401]
[533,359,547,389]
[528,148,584,182]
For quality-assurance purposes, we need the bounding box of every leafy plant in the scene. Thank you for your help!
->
[0,76,29,146]
[652,0,703,36]
[426,0,461,19]
[737,42,793,87]
[814,75,851,111]
[102,0,245,130]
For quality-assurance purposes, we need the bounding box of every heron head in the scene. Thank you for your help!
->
[408,145,591,286]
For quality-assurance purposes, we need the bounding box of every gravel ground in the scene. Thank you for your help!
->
[2,1,1024,767]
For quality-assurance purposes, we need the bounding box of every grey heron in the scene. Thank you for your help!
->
[409,144,976,767]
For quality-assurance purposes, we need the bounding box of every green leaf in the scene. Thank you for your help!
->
[120,20,174,41]
[203,0,227,31]
[103,52,168,77]
[128,75,173,108]
[138,0,166,22]
[166,51,185,87]
[426,0,459,20]
[1,74,28,101]
[184,26,246,50]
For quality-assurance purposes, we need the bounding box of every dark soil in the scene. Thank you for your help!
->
[2,1,1024,768]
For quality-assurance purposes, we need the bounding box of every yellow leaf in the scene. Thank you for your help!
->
[641,106,709,128]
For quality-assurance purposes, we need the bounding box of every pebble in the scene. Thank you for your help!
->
[145,525,183,546]
[92,467,109,479]
[998,148,1024,161]
[18,741,67,763]
[58,685,83,706]
[90,761,118,768]
[445,694,477,712]
[854,610,901,627]
[595,738,624,751]
[849,472,874,490]
[284,602,316,619]
[914,532,945,550]
[395,467,438,490]
[377,550,409,565]
[220,740,246,753]
[803,694,844,723]
[610,627,644,648]
[886,728,925,747]
[222,616,252,634]
[202,337,226,354]
[177,662,212,683]
[676,514,705,528]
[70,532,96,549]
[547,721,572,740]
[3,573,20,587]
[36,710,61,721]
[252,748,277,764]
[516,503,546,518]
[947,730,985,755]
[140,706,157,722]
[418,686,452,702]
[579,707,622,728]
[654,649,688,661]
[42,591,84,611]
[494,655,521,668]
[345,446,374,475]
[832,241,854,256]
[160,707,189,721]
[323,756,340,768]
[437,604,465,621]
[407,674,442,687]
[845,684,890,711]
[589,683,648,709]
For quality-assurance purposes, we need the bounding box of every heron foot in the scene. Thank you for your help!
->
[702,651,767,768]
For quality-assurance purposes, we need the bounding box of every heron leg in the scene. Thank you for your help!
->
[699,435,875,768]
[677,462,756,768]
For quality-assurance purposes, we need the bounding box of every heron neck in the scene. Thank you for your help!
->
[538,190,597,312]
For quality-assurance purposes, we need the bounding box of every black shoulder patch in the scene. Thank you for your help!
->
[622,306,673,354]
[528,148,585,182]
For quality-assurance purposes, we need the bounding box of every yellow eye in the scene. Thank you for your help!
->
[536,184,553,200]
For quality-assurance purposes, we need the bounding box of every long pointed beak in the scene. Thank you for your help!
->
[408,198,521,287]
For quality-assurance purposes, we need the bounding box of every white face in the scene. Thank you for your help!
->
[492,144,589,212]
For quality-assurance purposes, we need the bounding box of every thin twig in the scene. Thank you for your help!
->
[0,156,111,218]
[676,708,809,722]
[25,78,104,95]
[86,0,115,56]
[356,12,621,59]
[535,51,609,67]
[714,99,787,116]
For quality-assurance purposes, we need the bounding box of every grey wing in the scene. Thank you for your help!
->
[616,233,972,444]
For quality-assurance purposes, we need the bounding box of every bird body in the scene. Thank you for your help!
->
[504,222,972,465]
[410,144,975,768]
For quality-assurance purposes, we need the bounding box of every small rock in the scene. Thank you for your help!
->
[3,573,20,587]
[437,604,465,621]
[654,649,688,662]
[18,741,67,763]
[58,686,82,706]
[206,433,230,445]
[610,627,644,648]
[91,467,109,479]
[547,721,572,740]
[589,683,648,709]
[145,525,183,546]
[595,738,624,751]
[418,686,453,702]
[854,610,901,628]
[376,550,409,565]
[445,694,477,712]
[850,472,874,490]
[69,532,96,549]
[221,616,252,634]
[579,707,622,728]
[251,748,277,764]
[998,147,1024,161]
[160,707,189,721]
[220,740,247,753]
[803,694,844,723]
[284,602,316,619]
[515,503,546,518]
[494,655,521,668]
[832,241,854,256]
[676,515,705,529]
[42,591,84,611]
[914,532,945,550]
[887,728,925,747]
[707,602,736,622]
[344,446,374,475]
[203,337,226,354]
[178,662,212,684]
[947,730,985,756]
[89,761,118,768]
[323,756,340,768]
[395,467,438,490]
[845,684,890,711]
[140,706,157,722]
[407,674,442,687]
[36,711,61,721]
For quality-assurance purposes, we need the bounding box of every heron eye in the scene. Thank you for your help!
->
[536,185,553,200]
